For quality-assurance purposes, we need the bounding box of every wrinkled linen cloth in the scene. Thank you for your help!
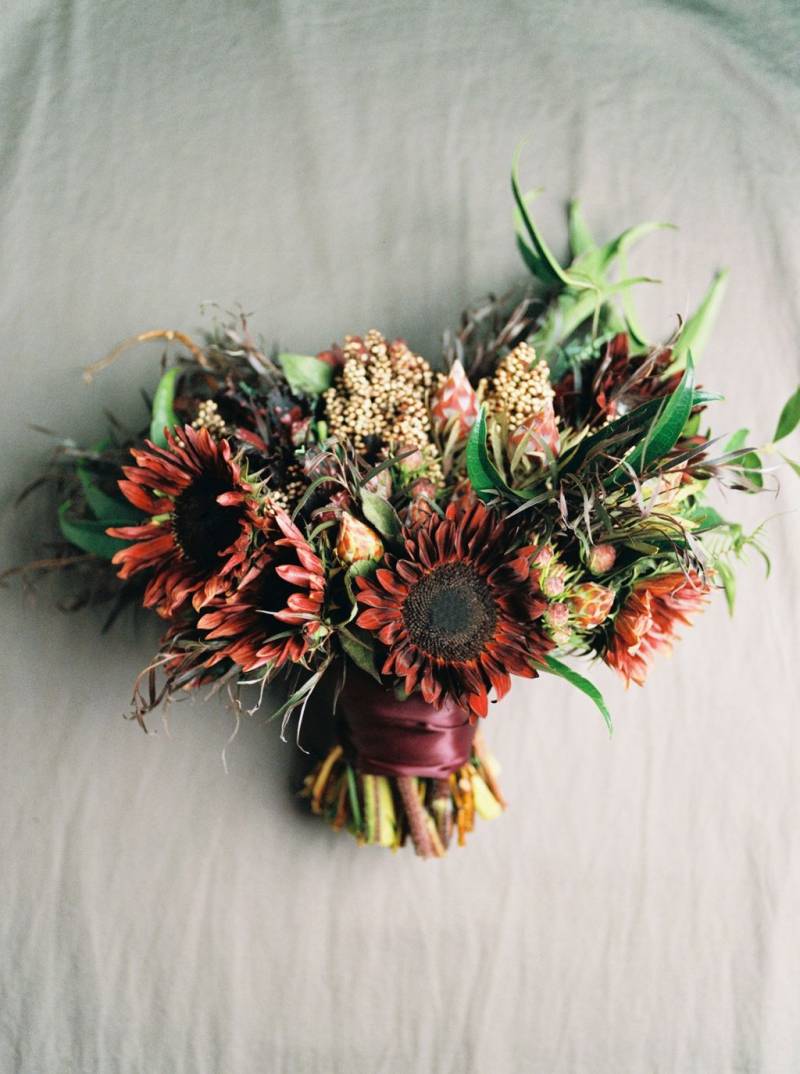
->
[1,2,799,1071]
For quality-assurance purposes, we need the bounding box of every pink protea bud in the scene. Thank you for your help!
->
[544,602,570,629]
[542,564,567,598]
[365,467,392,498]
[532,544,555,567]
[550,626,572,647]
[336,512,384,564]
[430,360,480,435]
[396,444,425,474]
[508,398,560,458]
[569,582,615,629]
[587,543,617,575]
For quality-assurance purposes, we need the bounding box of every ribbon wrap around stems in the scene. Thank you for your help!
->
[336,666,475,778]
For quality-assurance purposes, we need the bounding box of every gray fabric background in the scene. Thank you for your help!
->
[1,2,799,1071]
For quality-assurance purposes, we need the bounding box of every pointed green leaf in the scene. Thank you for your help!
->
[736,450,763,488]
[724,428,749,453]
[345,765,363,835]
[685,504,728,532]
[589,220,675,275]
[149,366,181,447]
[58,502,131,559]
[339,628,382,682]
[76,464,143,524]
[516,233,556,285]
[671,269,729,367]
[563,386,719,473]
[715,560,736,616]
[277,353,334,396]
[541,655,612,735]
[511,152,574,288]
[774,386,800,442]
[465,406,524,503]
[567,199,595,259]
[611,356,695,480]
[360,489,401,540]
[780,453,800,479]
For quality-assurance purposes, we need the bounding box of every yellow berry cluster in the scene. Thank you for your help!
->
[264,462,306,513]
[191,398,228,438]
[323,330,442,480]
[482,342,555,428]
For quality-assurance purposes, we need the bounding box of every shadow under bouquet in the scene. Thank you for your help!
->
[7,165,800,857]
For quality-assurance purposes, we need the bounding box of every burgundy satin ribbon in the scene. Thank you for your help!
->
[336,667,475,778]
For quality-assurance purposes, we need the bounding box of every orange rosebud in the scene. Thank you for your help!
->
[336,512,384,564]
[569,582,615,629]
[430,360,480,435]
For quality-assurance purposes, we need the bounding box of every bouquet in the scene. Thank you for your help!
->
[7,162,799,858]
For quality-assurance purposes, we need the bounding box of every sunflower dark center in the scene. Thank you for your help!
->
[402,561,497,662]
[172,473,243,570]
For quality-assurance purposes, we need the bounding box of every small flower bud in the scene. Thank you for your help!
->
[542,565,567,598]
[405,478,438,527]
[532,544,555,567]
[365,468,392,498]
[549,626,572,648]
[569,582,615,629]
[396,444,425,474]
[544,602,570,628]
[587,543,617,575]
[336,512,384,564]
[430,359,480,435]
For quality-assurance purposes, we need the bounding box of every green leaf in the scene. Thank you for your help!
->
[511,152,574,288]
[567,199,595,259]
[149,366,181,447]
[685,504,728,532]
[58,502,131,559]
[516,234,555,285]
[532,275,659,355]
[541,655,613,735]
[345,765,363,835]
[780,453,800,479]
[76,463,142,524]
[339,628,382,682]
[563,386,718,474]
[724,428,749,453]
[360,489,401,539]
[716,560,736,616]
[343,558,379,622]
[774,386,800,442]
[465,406,522,503]
[277,353,334,396]
[587,220,675,276]
[611,356,695,480]
[736,450,764,488]
[671,269,729,367]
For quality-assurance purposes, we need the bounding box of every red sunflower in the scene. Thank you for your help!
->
[197,510,326,673]
[603,570,712,687]
[355,499,551,719]
[107,425,257,618]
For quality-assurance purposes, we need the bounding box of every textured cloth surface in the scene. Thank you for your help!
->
[1,2,799,1072]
